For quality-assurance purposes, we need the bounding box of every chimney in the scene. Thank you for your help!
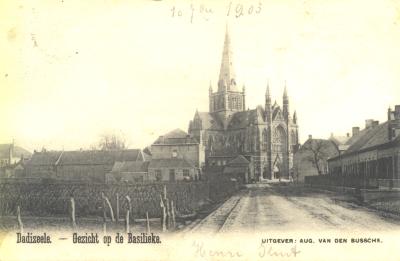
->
[388,104,400,140]
[346,133,350,137]
[372,120,379,127]
[365,119,374,129]
[395,105,400,119]
[352,127,360,136]
[308,134,312,140]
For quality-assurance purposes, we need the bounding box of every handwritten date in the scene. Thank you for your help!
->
[170,1,263,23]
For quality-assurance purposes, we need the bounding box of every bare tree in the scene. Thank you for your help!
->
[97,132,127,150]
[302,139,329,175]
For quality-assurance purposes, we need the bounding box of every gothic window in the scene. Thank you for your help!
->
[272,126,286,153]
[208,135,213,151]
[290,130,297,145]
[262,129,268,151]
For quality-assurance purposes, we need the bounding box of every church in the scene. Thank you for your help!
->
[188,27,300,182]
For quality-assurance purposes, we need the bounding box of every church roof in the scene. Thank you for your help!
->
[227,106,264,129]
[153,129,198,144]
[197,112,224,130]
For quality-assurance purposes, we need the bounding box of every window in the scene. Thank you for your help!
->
[172,149,178,158]
[183,169,190,177]
[155,170,162,181]
[169,169,176,181]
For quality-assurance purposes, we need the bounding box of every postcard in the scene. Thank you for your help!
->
[0,0,399,260]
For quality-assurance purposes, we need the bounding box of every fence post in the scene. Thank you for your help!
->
[16,206,23,233]
[146,211,151,234]
[171,200,176,230]
[163,185,167,200]
[125,195,135,222]
[101,192,115,222]
[70,197,77,230]
[116,193,120,223]
[102,200,107,234]
[160,195,166,232]
[165,197,170,230]
[125,210,130,233]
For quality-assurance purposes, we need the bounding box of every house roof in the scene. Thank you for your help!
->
[227,155,250,166]
[0,144,32,159]
[329,135,350,146]
[26,151,62,166]
[153,129,198,145]
[343,122,390,154]
[26,149,143,166]
[148,158,194,169]
[111,161,150,173]
[301,138,338,149]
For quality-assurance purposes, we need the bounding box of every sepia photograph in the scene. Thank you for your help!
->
[0,0,399,260]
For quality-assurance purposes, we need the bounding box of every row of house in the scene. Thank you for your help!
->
[294,104,400,184]
[327,106,400,185]
[0,129,203,183]
[1,127,255,184]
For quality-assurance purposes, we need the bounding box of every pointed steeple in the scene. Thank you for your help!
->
[283,81,289,121]
[265,81,272,124]
[293,110,297,123]
[218,24,237,92]
[265,81,271,105]
[283,81,288,100]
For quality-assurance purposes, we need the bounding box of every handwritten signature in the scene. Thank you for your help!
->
[192,240,301,259]
[192,241,243,258]
[259,242,301,258]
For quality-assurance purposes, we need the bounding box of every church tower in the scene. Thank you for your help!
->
[264,82,273,179]
[209,25,245,128]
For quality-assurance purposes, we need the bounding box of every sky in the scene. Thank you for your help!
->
[0,0,399,152]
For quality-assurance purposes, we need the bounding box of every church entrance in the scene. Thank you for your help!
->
[273,165,280,180]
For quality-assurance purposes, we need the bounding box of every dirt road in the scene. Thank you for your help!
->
[190,184,400,233]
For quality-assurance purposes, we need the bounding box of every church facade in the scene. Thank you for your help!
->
[188,28,300,182]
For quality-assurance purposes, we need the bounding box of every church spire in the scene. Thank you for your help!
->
[218,24,237,92]
[283,81,288,100]
[265,81,271,105]
[283,81,289,121]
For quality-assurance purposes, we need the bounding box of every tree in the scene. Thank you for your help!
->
[97,132,127,150]
[302,139,329,175]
